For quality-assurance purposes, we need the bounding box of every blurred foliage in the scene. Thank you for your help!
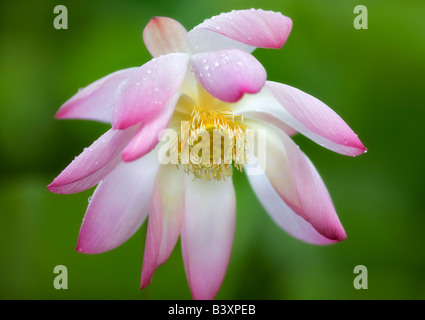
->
[0,0,424,299]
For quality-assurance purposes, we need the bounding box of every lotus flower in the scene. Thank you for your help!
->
[48,9,366,300]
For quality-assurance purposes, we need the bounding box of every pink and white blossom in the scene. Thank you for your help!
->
[48,9,366,300]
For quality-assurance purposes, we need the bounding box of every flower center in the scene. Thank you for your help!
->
[177,107,247,181]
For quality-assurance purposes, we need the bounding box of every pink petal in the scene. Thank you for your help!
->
[190,49,266,102]
[122,93,181,162]
[252,122,346,241]
[47,126,138,194]
[287,144,347,242]
[55,68,137,123]
[187,9,292,53]
[187,28,256,54]
[143,16,190,57]
[232,92,297,136]
[140,165,185,289]
[112,53,189,129]
[265,81,367,156]
[76,151,160,254]
[181,177,235,300]
[246,172,337,245]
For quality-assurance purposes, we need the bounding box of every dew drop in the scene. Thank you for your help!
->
[88,196,92,203]
[147,69,152,74]
[214,61,220,67]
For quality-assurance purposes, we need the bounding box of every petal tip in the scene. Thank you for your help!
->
[329,225,347,242]
[75,244,86,254]
[272,15,293,49]
[140,278,152,290]
[46,180,64,194]
[121,149,140,163]
[54,109,66,119]
[337,229,347,242]
[351,141,367,157]
[75,241,98,255]
[46,182,54,192]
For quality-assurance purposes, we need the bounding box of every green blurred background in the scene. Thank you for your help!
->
[1,0,424,299]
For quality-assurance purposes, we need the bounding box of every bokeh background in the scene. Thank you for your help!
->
[1,0,424,299]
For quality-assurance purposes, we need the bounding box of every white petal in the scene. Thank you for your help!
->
[181,177,235,300]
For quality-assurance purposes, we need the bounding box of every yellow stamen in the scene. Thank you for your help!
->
[177,107,247,181]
